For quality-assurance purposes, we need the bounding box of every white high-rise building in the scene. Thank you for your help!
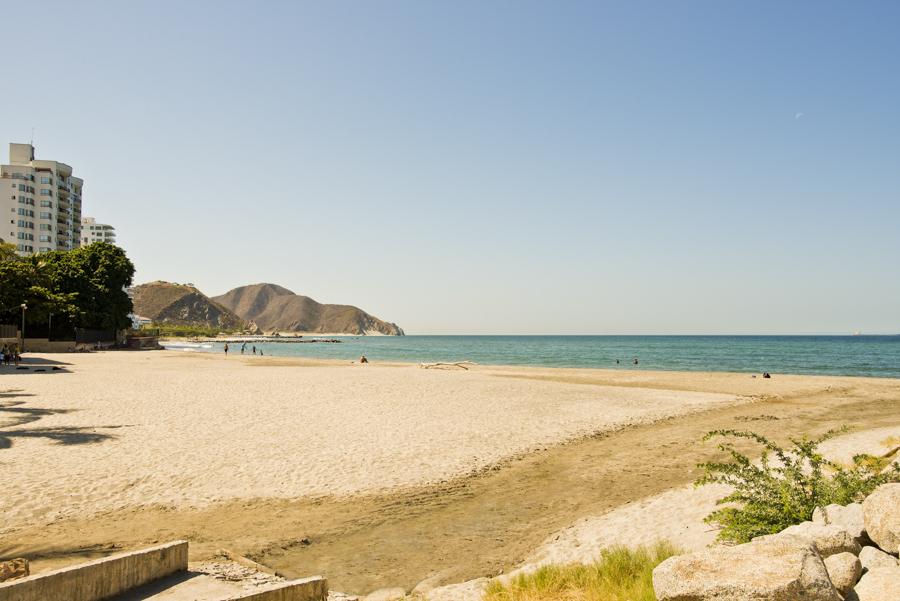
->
[0,143,83,255]
[81,217,116,245]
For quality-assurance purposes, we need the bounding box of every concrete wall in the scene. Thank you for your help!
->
[22,338,77,353]
[233,577,328,601]
[0,541,188,601]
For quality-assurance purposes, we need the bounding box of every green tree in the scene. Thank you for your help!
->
[0,243,135,334]
[46,243,135,330]
[0,241,18,262]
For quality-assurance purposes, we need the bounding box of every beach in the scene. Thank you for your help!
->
[2,351,899,594]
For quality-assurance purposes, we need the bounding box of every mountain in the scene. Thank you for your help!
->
[131,281,244,329]
[212,283,404,336]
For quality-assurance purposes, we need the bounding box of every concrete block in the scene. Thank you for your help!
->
[230,576,328,601]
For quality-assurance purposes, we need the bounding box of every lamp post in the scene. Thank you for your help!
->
[20,303,27,352]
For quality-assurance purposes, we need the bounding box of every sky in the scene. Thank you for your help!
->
[2,1,899,334]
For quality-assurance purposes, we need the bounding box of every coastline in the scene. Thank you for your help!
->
[155,334,900,379]
[2,351,898,594]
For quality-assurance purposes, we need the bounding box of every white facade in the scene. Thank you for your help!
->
[0,143,83,255]
[81,216,116,245]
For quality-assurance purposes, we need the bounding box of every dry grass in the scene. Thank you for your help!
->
[482,542,679,601]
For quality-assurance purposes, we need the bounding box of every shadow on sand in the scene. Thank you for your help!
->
[0,394,125,450]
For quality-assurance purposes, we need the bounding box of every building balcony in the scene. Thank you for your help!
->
[0,173,35,181]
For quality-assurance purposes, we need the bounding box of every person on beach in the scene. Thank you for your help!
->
[633,357,639,365]
[241,343,246,355]
[252,345,256,355]
[359,355,369,363]
[224,343,229,356]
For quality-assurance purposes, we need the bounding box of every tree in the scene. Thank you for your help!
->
[0,243,135,335]
[46,243,135,331]
[0,241,18,262]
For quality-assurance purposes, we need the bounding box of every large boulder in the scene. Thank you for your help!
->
[653,537,842,601]
[858,545,898,572]
[862,483,900,553]
[755,521,861,557]
[844,566,900,601]
[813,503,867,543]
[823,552,862,597]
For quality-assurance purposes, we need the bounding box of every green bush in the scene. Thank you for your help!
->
[482,541,679,601]
[696,429,900,544]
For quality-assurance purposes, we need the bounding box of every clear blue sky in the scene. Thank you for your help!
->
[3,1,898,334]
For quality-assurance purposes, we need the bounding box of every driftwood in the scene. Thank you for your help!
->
[419,361,477,371]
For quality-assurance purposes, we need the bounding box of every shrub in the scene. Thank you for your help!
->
[482,541,679,601]
[696,429,900,544]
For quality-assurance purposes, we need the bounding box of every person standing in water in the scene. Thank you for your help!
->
[252,345,256,355]
[224,343,229,356]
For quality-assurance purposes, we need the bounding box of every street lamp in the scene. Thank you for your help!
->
[20,303,27,352]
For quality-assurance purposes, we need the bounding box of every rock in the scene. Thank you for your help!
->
[814,503,868,543]
[0,558,28,582]
[755,521,861,557]
[844,566,900,601]
[652,537,842,601]
[862,483,900,553]
[858,545,899,572]
[411,569,454,596]
[823,552,862,597]
[363,587,407,601]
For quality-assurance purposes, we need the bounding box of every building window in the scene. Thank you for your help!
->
[40,223,52,231]
[40,189,52,196]
[40,235,52,242]
[40,177,52,184]
[40,212,52,219]
[40,200,52,208]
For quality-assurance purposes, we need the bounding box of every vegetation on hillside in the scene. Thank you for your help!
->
[131,281,244,330]
[697,429,900,544]
[141,323,237,338]
[483,542,679,601]
[0,242,134,336]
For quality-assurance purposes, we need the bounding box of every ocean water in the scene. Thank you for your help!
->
[168,335,900,378]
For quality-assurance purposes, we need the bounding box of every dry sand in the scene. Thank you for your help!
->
[0,351,742,533]
[2,351,898,595]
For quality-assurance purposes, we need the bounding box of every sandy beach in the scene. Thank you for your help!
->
[2,351,899,594]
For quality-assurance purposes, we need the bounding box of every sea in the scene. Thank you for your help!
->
[164,335,900,379]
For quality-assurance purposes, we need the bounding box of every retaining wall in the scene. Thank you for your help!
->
[233,577,328,601]
[22,338,76,353]
[0,541,188,601]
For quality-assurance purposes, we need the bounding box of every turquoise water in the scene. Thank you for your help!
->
[171,336,900,378]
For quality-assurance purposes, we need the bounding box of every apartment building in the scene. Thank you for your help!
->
[81,217,116,245]
[0,143,83,255]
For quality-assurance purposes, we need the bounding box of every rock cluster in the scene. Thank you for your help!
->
[653,483,900,600]
[0,558,28,582]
